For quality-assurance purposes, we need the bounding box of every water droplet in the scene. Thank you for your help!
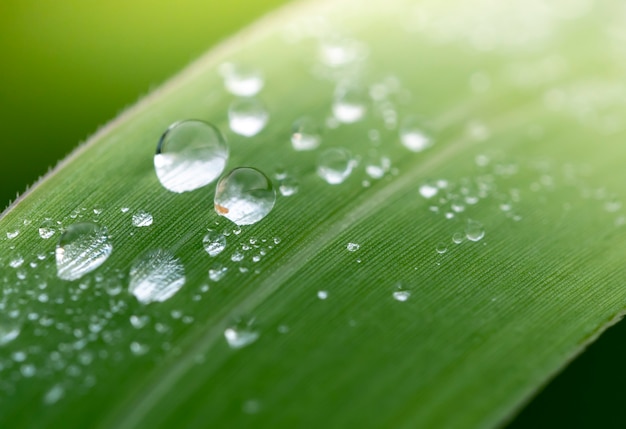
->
[332,85,367,123]
[224,317,259,349]
[365,156,391,179]
[436,243,448,254]
[39,219,56,239]
[132,210,153,227]
[214,167,276,225]
[121,207,130,213]
[231,251,244,262]
[465,219,485,242]
[6,230,19,239]
[203,231,226,257]
[43,384,64,405]
[9,255,24,268]
[319,37,365,67]
[55,223,113,281]
[130,341,149,356]
[128,249,186,304]
[317,290,328,300]
[228,98,269,137]
[279,177,299,196]
[347,242,360,252]
[393,290,410,302]
[0,317,21,346]
[317,148,356,185]
[452,232,464,244]
[154,120,229,193]
[130,315,150,329]
[400,116,434,152]
[209,263,228,282]
[419,184,439,199]
[291,117,321,151]
[21,363,36,377]
[219,63,264,97]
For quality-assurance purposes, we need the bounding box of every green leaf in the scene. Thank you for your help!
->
[2,0,625,428]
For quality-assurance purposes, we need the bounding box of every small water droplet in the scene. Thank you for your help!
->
[228,98,269,137]
[209,263,228,282]
[128,249,186,304]
[317,290,328,300]
[317,148,356,185]
[346,242,360,252]
[436,243,448,254]
[203,231,226,257]
[154,120,229,193]
[121,207,130,213]
[419,184,439,199]
[0,317,21,346]
[365,156,391,179]
[130,341,149,356]
[279,177,299,196]
[6,230,19,239]
[9,255,24,268]
[214,167,276,225]
[319,37,365,67]
[400,116,434,152]
[20,363,36,377]
[43,384,64,405]
[132,210,153,227]
[39,219,56,239]
[291,117,321,151]
[231,251,244,262]
[452,232,464,244]
[55,223,113,281]
[465,219,485,242]
[393,290,411,302]
[332,85,367,123]
[130,315,150,329]
[224,317,259,349]
[219,63,264,97]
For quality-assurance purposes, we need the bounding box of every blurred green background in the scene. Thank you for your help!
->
[1,0,625,427]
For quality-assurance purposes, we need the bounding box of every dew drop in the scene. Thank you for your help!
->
[224,318,259,349]
[279,177,299,196]
[128,249,186,304]
[209,263,228,282]
[214,167,276,225]
[436,243,448,254]
[393,290,411,302]
[317,148,356,185]
[39,219,56,239]
[332,85,367,123]
[55,223,113,281]
[219,63,264,97]
[400,116,434,152]
[347,242,360,252]
[130,315,150,329]
[154,120,229,193]
[291,117,321,151]
[9,255,24,268]
[6,230,19,239]
[132,210,153,227]
[365,156,391,179]
[203,231,226,257]
[130,341,149,356]
[419,184,439,199]
[43,384,64,405]
[465,219,485,242]
[317,290,329,300]
[228,98,269,137]
[452,232,465,244]
[0,317,21,346]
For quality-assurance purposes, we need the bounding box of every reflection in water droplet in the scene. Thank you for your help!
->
[128,249,186,304]
[332,85,367,123]
[228,98,269,137]
[219,63,264,97]
[465,219,485,242]
[203,231,226,257]
[55,223,113,281]
[279,177,299,196]
[317,148,356,185]
[214,168,276,225]
[7,230,19,239]
[393,290,411,302]
[400,116,434,152]
[452,232,464,244]
[436,243,448,254]
[132,210,153,227]
[224,317,259,349]
[291,117,321,151]
[419,184,438,199]
[39,219,56,239]
[154,120,229,193]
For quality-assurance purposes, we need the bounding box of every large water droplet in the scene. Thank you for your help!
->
[317,148,356,185]
[214,168,276,225]
[228,98,269,137]
[55,223,113,281]
[219,63,264,97]
[332,85,367,123]
[203,231,226,257]
[291,117,321,151]
[465,219,485,242]
[224,317,259,349]
[400,116,434,152]
[128,249,186,304]
[154,120,228,193]
[132,210,153,227]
